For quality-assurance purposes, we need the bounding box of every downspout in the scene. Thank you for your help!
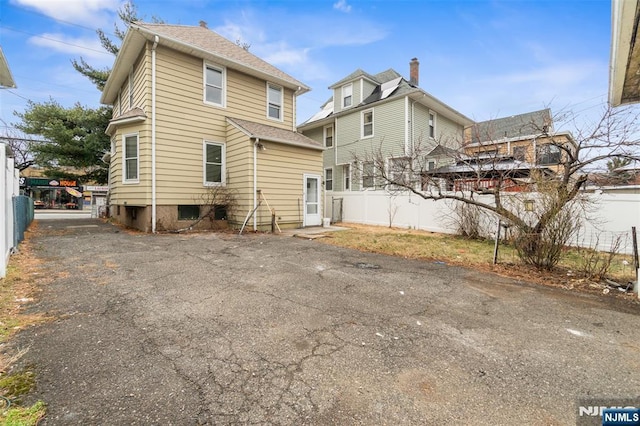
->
[151,35,159,233]
[253,138,259,231]
[404,96,410,155]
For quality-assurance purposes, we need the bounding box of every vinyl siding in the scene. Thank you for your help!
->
[109,48,151,206]
[151,45,298,205]
[336,98,406,165]
[255,141,323,226]
[225,124,253,224]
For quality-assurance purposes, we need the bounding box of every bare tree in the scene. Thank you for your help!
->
[0,119,39,171]
[356,105,640,269]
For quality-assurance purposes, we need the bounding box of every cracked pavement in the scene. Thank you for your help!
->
[13,219,640,425]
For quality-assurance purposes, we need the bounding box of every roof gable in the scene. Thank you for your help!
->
[102,22,309,104]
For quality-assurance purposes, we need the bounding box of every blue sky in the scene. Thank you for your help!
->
[0,0,614,133]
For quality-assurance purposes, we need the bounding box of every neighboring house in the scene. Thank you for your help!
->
[0,46,16,89]
[298,58,473,218]
[100,22,324,232]
[609,0,640,106]
[462,109,574,176]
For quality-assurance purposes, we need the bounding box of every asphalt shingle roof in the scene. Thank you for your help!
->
[469,109,552,143]
[227,117,323,150]
[135,23,308,90]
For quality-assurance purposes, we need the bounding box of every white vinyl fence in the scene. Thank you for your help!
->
[1,142,19,278]
[325,188,640,255]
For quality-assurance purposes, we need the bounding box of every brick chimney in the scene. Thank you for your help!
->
[409,58,419,86]
[199,20,208,28]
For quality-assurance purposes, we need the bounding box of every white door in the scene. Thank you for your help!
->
[303,174,322,226]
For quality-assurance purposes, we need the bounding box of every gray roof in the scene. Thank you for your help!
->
[329,68,379,88]
[227,117,323,150]
[431,157,553,177]
[300,68,473,128]
[103,22,309,104]
[468,109,552,143]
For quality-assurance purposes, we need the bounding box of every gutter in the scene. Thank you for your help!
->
[151,35,159,233]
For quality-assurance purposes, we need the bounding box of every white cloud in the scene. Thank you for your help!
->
[28,33,113,63]
[333,0,352,13]
[12,0,119,26]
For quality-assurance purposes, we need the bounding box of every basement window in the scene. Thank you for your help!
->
[178,205,200,220]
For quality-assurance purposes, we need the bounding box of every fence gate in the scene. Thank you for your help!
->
[332,197,343,223]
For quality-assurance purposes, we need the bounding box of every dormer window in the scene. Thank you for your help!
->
[342,84,353,108]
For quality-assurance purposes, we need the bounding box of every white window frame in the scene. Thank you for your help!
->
[203,62,226,108]
[266,82,283,121]
[324,124,334,148]
[428,110,437,139]
[110,137,116,156]
[388,156,413,188]
[122,133,139,184]
[361,108,374,139]
[342,83,353,109]
[203,141,226,186]
[324,168,333,191]
[343,163,351,191]
[361,161,375,189]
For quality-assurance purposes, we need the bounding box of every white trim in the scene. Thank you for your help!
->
[404,96,409,155]
[203,61,226,108]
[266,82,284,121]
[303,174,322,227]
[151,35,158,233]
[428,110,437,140]
[203,140,226,186]
[128,67,134,109]
[361,108,374,139]
[361,160,375,189]
[343,163,351,191]
[324,167,333,191]
[360,78,364,104]
[323,123,334,148]
[122,133,140,184]
[342,83,353,109]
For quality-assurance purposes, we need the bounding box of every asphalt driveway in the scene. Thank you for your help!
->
[13,219,640,425]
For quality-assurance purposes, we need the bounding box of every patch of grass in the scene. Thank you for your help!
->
[0,368,36,404]
[0,224,48,424]
[2,400,46,426]
[321,223,637,297]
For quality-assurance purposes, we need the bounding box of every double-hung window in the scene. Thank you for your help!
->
[267,83,283,120]
[324,125,334,147]
[325,168,333,191]
[362,161,375,189]
[343,164,351,191]
[123,134,139,183]
[362,109,374,138]
[204,141,225,185]
[342,84,352,108]
[205,64,225,106]
[429,111,436,138]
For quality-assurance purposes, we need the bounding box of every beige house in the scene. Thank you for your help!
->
[101,22,323,232]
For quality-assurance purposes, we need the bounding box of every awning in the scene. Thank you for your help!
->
[65,187,83,197]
